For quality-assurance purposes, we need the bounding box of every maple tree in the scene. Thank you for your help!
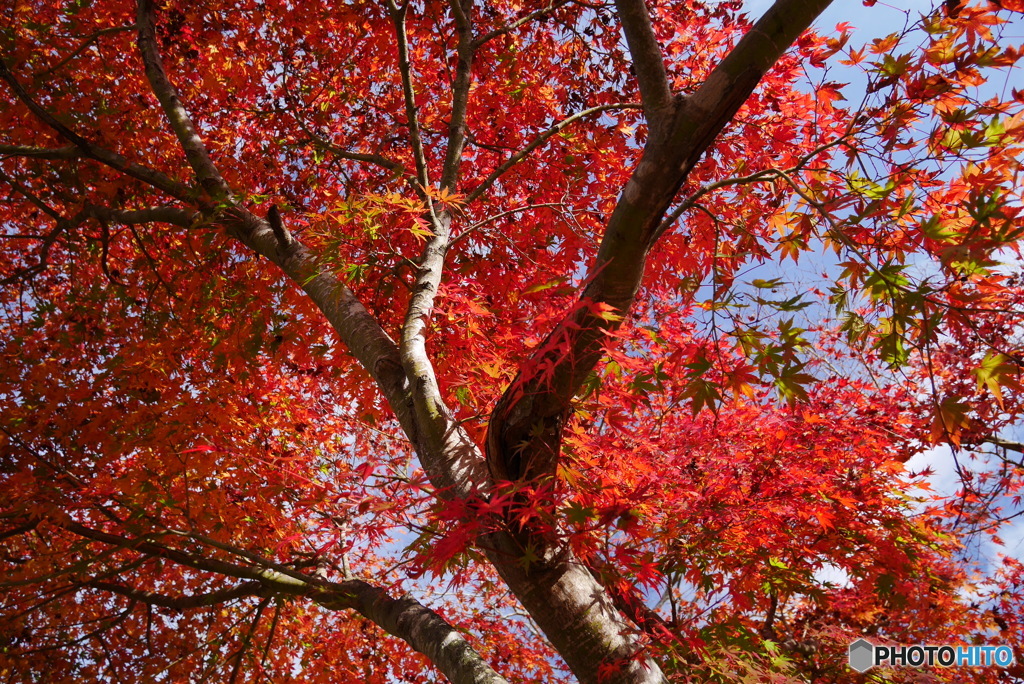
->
[2,0,1024,681]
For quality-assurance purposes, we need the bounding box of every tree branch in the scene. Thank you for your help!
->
[665,0,834,181]
[614,0,673,121]
[214,207,482,498]
[314,144,409,176]
[115,32,450,482]
[0,144,80,160]
[136,0,231,200]
[451,202,567,245]
[67,522,508,684]
[0,520,39,543]
[650,134,851,242]
[983,438,1024,454]
[399,199,490,497]
[227,597,271,684]
[316,579,510,684]
[0,171,89,284]
[0,59,194,202]
[394,0,492,499]
[63,521,309,585]
[0,169,64,220]
[0,168,197,281]
[90,580,266,610]
[89,205,199,227]
[388,1,431,191]
[290,114,409,177]
[441,0,476,191]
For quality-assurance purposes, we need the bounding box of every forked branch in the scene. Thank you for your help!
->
[485,0,834,486]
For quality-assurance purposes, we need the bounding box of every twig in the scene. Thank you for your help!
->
[465,102,641,204]
[33,25,136,80]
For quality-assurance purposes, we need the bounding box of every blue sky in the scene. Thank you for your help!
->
[745,0,937,40]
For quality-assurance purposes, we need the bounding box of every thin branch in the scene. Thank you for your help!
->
[650,134,852,241]
[0,171,88,285]
[388,1,431,191]
[95,212,128,287]
[124,223,181,302]
[303,138,408,176]
[228,597,271,684]
[0,169,64,220]
[653,168,778,240]
[465,103,641,204]
[136,0,231,200]
[0,144,80,160]
[597,568,689,653]
[473,0,574,47]
[761,589,779,639]
[62,521,305,587]
[259,599,283,671]
[4,555,149,619]
[215,207,418,462]
[0,170,197,284]
[33,25,136,80]
[451,202,567,245]
[290,115,409,177]
[148,604,260,679]
[0,520,39,543]
[90,580,266,610]
[160,528,314,582]
[14,601,137,658]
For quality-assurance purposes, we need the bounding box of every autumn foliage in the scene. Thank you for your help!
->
[1,0,1024,682]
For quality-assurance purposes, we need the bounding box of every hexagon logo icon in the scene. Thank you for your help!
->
[849,639,875,673]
